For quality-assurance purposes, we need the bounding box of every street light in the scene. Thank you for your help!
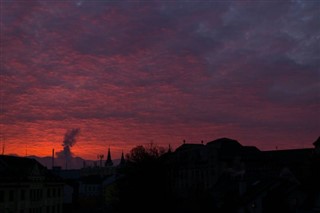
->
[97,154,104,168]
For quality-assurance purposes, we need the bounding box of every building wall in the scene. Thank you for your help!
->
[166,146,221,198]
[0,182,63,213]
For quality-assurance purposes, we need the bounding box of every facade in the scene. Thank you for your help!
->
[0,155,64,213]
[165,138,266,198]
[164,137,317,212]
[50,147,124,213]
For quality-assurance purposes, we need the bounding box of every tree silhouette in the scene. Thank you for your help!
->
[115,144,169,213]
[126,143,166,163]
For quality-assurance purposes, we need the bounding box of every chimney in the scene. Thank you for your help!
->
[52,149,55,169]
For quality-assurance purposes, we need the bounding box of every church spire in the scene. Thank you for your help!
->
[105,147,113,167]
[119,151,126,167]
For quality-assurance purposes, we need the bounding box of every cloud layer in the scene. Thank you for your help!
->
[1,0,319,159]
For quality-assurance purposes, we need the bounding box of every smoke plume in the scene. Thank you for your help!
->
[56,128,80,159]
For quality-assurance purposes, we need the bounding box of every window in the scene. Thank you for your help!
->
[39,189,43,199]
[30,189,33,201]
[37,189,42,201]
[21,189,25,200]
[9,190,14,202]
[0,190,4,203]
[47,188,51,198]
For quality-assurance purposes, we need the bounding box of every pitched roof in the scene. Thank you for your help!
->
[206,138,242,149]
[263,148,313,164]
[0,155,60,182]
[175,143,204,152]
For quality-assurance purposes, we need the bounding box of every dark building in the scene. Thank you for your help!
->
[0,155,64,213]
[50,148,125,213]
[166,138,265,199]
[164,137,318,212]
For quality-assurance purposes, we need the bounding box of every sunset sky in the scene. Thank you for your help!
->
[1,0,319,160]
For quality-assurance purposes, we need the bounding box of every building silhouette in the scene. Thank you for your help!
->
[50,147,125,212]
[1,138,318,213]
[0,155,64,213]
[163,137,318,212]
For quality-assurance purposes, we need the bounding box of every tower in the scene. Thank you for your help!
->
[119,151,126,167]
[105,147,113,167]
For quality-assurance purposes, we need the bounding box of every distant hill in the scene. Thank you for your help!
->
[28,155,120,169]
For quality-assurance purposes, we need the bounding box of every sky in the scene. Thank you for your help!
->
[1,0,319,160]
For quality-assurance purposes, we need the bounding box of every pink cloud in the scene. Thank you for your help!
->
[1,1,319,160]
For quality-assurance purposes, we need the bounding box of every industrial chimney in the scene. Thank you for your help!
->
[52,149,55,169]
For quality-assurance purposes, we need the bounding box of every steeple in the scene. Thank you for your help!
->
[119,151,126,167]
[105,147,113,167]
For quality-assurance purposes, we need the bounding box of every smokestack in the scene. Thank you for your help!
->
[52,149,55,169]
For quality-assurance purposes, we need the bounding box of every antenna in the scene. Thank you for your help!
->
[26,144,28,156]
[52,149,55,169]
